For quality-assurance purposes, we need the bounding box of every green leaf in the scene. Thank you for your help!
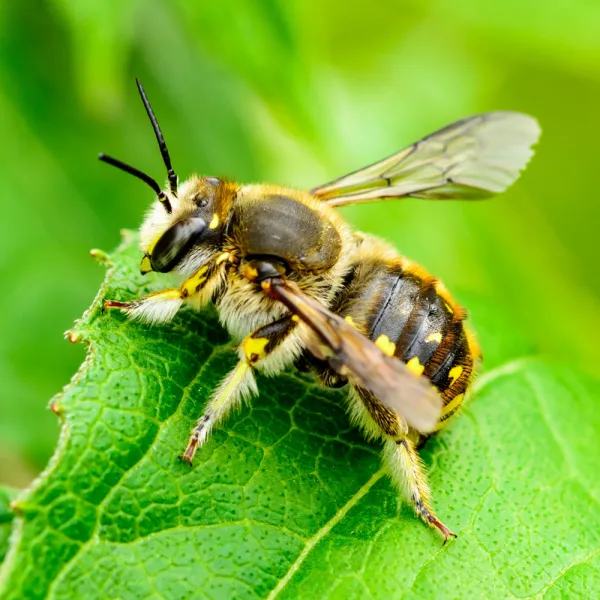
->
[1,233,599,599]
[0,488,17,564]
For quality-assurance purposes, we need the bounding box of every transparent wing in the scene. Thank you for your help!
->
[267,279,442,433]
[311,112,541,207]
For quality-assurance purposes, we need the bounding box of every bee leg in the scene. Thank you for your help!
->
[104,256,228,325]
[181,360,256,465]
[384,437,456,544]
[181,315,298,464]
[351,386,455,543]
[104,289,185,325]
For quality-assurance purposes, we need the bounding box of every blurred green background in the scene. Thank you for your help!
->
[1,0,599,488]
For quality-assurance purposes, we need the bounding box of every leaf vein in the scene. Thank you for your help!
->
[265,468,387,600]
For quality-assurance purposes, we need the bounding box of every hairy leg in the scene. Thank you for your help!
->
[352,386,455,543]
[104,253,229,324]
[383,436,456,543]
[181,315,298,464]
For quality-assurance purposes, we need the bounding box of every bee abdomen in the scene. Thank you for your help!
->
[329,254,479,421]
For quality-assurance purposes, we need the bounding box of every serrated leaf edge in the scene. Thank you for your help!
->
[0,234,128,591]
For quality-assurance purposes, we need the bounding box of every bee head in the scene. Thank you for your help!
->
[99,79,235,275]
[138,175,233,275]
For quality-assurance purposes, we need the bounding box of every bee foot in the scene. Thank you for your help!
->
[430,517,457,545]
[181,435,200,466]
[178,453,194,467]
[104,299,131,310]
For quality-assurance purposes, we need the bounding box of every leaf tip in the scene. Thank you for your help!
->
[49,400,63,417]
[65,330,81,344]
[9,499,23,516]
[119,229,136,242]
[9,499,39,518]
[89,248,110,265]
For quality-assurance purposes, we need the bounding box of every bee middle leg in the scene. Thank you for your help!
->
[351,386,456,543]
[181,315,298,464]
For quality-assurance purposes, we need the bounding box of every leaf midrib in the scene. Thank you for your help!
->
[266,468,387,600]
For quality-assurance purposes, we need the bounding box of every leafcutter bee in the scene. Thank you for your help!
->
[100,79,540,542]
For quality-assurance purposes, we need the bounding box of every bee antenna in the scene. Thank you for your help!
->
[135,78,178,197]
[98,153,172,214]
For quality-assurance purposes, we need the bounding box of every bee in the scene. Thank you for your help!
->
[100,79,540,542]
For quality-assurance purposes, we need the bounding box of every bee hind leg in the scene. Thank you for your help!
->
[350,386,455,543]
[384,437,456,544]
[181,315,298,464]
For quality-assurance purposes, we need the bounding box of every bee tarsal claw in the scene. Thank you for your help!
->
[430,518,457,546]
[441,531,458,546]
[178,454,194,467]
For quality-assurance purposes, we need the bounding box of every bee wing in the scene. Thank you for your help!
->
[267,279,442,433]
[311,112,541,208]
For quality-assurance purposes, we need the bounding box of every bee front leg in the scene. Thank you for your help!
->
[104,255,228,325]
[104,289,185,325]
[181,315,298,464]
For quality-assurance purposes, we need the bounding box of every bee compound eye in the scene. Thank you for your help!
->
[192,193,208,208]
[150,217,206,273]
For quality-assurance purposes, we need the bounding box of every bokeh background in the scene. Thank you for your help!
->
[1,0,599,488]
